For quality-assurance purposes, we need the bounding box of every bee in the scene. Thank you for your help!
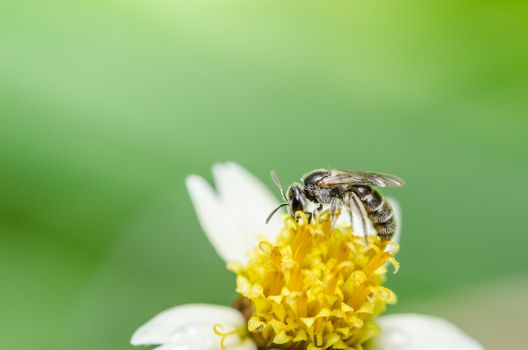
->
[266,169,405,241]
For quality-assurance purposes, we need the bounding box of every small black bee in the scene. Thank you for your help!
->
[266,169,404,241]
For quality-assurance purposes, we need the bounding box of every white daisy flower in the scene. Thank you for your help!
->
[131,162,483,350]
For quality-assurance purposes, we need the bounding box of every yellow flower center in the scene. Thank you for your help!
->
[229,211,399,350]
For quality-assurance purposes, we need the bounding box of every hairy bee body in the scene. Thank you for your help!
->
[351,185,395,240]
[268,168,404,241]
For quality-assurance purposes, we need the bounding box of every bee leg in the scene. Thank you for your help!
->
[312,205,323,223]
[348,192,369,245]
[329,198,341,229]
[306,211,313,224]
[294,212,304,223]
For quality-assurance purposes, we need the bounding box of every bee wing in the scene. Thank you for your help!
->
[319,170,405,187]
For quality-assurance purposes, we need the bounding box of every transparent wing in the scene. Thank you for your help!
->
[318,169,405,187]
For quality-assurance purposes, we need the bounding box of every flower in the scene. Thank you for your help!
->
[131,162,483,350]
[230,212,399,349]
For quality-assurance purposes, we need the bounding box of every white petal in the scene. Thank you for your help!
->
[186,175,239,262]
[370,314,483,350]
[387,197,402,245]
[186,162,283,263]
[212,162,283,241]
[152,338,256,350]
[131,304,256,350]
[384,197,401,253]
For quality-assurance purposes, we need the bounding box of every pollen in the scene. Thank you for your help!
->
[229,212,399,350]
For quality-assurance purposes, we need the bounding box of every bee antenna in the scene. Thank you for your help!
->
[270,170,287,201]
[266,203,288,224]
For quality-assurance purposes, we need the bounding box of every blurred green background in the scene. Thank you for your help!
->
[1,0,527,349]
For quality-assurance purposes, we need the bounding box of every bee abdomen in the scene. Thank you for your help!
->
[375,219,395,240]
[352,186,396,240]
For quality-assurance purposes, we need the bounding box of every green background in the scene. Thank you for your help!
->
[1,1,527,349]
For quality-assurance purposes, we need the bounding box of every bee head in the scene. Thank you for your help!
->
[266,170,306,224]
[287,183,307,216]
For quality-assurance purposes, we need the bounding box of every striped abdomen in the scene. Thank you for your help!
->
[351,185,395,240]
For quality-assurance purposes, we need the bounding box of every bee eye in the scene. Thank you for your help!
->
[287,184,306,215]
[291,198,301,212]
[291,198,303,213]
[290,196,305,214]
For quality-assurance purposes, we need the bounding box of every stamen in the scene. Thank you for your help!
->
[229,210,399,349]
[258,241,274,255]
[388,257,400,273]
[213,324,245,350]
